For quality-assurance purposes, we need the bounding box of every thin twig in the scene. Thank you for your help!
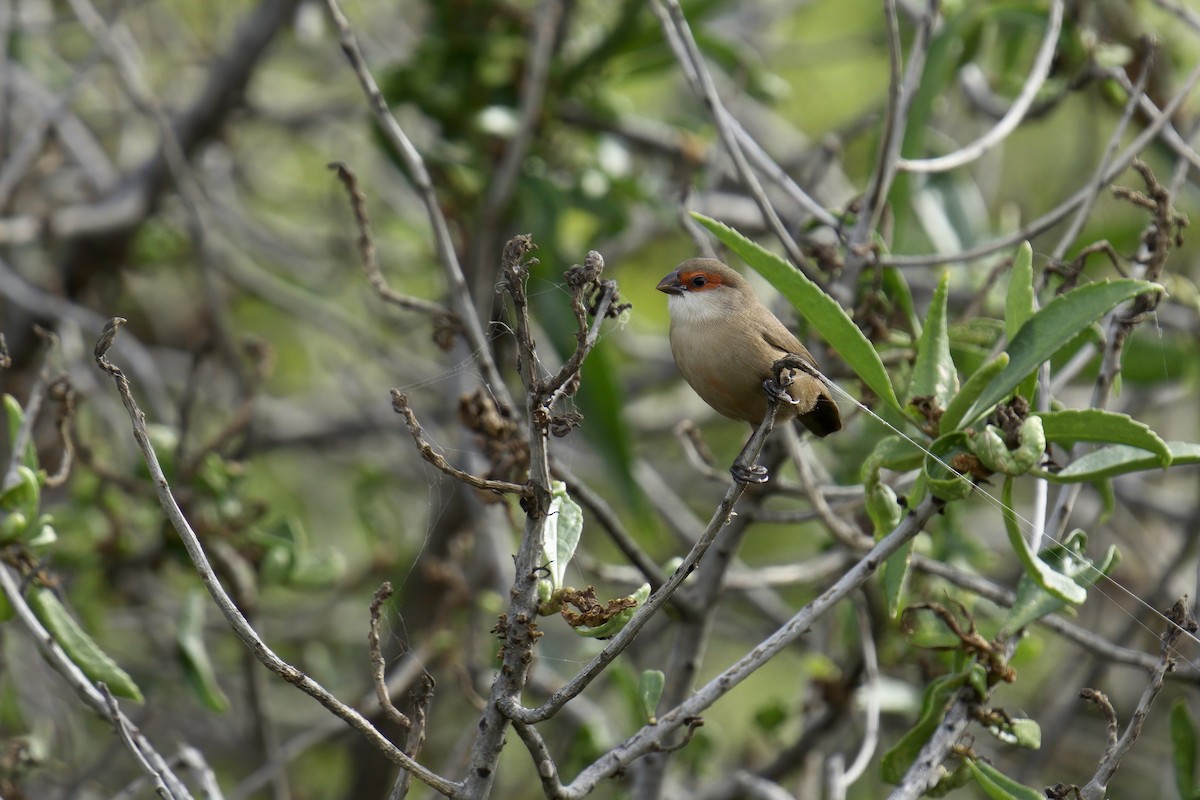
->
[328,161,458,321]
[653,0,818,279]
[0,565,192,799]
[390,390,531,498]
[554,497,943,799]
[1079,599,1197,799]
[881,53,1200,268]
[93,317,460,798]
[898,0,1063,173]
[323,0,513,412]
[369,583,412,730]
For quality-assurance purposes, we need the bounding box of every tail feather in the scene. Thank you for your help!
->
[794,392,841,437]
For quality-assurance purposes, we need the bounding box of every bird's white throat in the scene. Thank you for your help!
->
[667,291,732,326]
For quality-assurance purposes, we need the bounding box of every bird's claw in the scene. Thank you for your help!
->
[731,461,769,484]
[762,378,800,406]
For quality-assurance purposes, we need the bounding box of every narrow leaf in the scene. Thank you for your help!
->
[882,674,963,784]
[1172,700,1199,800]
[1001,478,1085,605]
[1040,441,1200,483]
[883,543,914,619]
[1037,409,1171,467]
[1002,527,1120,635]
[907,271,958,412]
[962,279,1160,426]
[178,591,230,712]
[1007,242,1038,403]
[546,482,584,590]
[693,213,902,415]
[1005,242,1035,340]
[940,353,1008,433]
[638,670,665,724]
[967,759,1046,800]
[28,587,143,702]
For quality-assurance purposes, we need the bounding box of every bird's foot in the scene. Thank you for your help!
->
[731,460,769,484]
[762,378,800,406]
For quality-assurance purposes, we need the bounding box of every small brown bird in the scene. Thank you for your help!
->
[657,257,841,482]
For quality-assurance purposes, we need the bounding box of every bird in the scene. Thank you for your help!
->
[657,257,841,483]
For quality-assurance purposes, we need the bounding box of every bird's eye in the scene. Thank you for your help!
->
[690,275,707,288]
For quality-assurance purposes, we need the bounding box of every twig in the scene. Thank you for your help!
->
[323,0,513,412]
[898,0,1063,173]
[500,408,785,725]
[512,721,565,800]
[653,0,818,279]
[459,235,559,798]
[93,317,460,798]
[100,684,182,800]
[390,390,531,498]
[369,583,412,730]
[539,250,624,403]
[0,565,192,799]
[470,0,564,296]
[880,52,1200,268]
[328,161,459,322]
[828,594,880,797]
[1079,599,1197,799]
[1079,689,1120,755]
[554,497,943,799]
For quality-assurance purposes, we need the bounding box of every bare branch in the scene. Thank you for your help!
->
[1079,599,1197,799]
[898,0,1063,173]
[323,0,513,412]
[93,318,460,798]
[328,161,459,322]
[390,390,531,498]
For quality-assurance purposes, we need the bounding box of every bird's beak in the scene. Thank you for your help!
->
[656,270,685,295]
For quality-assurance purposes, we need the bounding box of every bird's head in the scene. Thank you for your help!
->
[656,258,754,323]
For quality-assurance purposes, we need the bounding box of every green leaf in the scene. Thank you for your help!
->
[923,432,974,501]
[692,213,902,415]
[0,466,41,529]
[1040,441,1200,483]
[638,669,665,725]
[3,394,38,472]
[177,591,230,712]
[545,482,584,590]
[882,267,920,338]
[967,758,1046,800]
[1005,243,1035,340]
[1002,527,1120,635]
[907,272,958,413]
[1000,477,1086,606]
[862,435,926,480]
[28,586,143,702]
[1172,700,1198,800]
[1006,242,1037,402]
[940,353,1008,433]
[983,715,1042,749]
[882,543,914,620]
[1037,410,1172,467]
[882,674,964,783]
[961,279,1160,426]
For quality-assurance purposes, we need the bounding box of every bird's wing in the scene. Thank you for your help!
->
[758,317,818,370]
